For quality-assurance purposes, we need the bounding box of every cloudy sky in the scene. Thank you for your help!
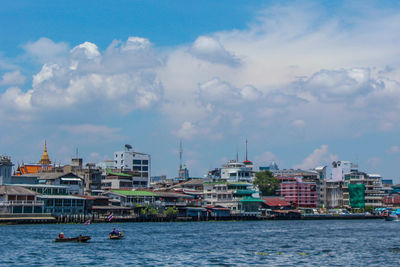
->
[1,0,400,181]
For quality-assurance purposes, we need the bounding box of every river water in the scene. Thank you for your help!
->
[0,219,399,266]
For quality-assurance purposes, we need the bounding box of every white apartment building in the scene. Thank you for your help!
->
[114,147,151,187]
[332,161,358,182]
[220,160,253,182]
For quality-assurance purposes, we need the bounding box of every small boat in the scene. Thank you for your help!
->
[55,236,91,242]
[385,214,399,221]
[109,231,124,240]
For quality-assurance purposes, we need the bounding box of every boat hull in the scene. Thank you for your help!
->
[55,236,91,242]
[109,232,124,239]
[385,215,398,221]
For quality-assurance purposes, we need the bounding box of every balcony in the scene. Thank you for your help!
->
[0,200,44,206]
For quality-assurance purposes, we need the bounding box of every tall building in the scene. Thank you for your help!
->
[331,161,358,182]
[178,140,189,180]
[0,156,13,185]
[114,145,151,187]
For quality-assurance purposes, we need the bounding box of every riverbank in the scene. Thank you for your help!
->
[0,213,384,224]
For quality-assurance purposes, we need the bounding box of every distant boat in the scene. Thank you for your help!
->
[55,236,91,242]
[385,214,399,221]
[109,231,124,240]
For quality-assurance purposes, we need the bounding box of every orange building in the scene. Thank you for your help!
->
[14,141,52,176]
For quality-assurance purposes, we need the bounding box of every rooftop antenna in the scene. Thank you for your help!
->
[245,139,248,161]
[236,144,239,162]
[76,148,79,158]
[179,140,183,170]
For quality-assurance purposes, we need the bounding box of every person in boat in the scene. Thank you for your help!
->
[58,232,64,239]
[110,228,119,235]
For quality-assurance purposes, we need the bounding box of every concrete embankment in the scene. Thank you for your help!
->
[301,214,383,220]
[0,214,56,224]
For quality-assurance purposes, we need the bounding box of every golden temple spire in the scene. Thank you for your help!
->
[39,140,52,165]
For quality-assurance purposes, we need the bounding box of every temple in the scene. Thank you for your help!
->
[14,141,52,176]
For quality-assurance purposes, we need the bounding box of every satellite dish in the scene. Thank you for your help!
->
[125,144,132,151]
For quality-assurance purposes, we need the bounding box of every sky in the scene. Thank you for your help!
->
[1,0,400,181]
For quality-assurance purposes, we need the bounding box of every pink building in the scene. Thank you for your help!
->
[277,177,318,208]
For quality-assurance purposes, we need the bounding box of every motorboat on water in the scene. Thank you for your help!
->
[384,213,399,221]
[109,231,124,240]
[55,235,91,242]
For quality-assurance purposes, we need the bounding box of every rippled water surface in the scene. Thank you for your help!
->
[1,220,400,266]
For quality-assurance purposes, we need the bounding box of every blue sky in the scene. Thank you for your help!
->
[1,0,400,181]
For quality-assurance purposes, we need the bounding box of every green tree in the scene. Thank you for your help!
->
[165,207,178,216]
[253,170,280,196]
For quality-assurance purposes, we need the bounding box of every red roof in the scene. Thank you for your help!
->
[262,197,291,207]
[243,160,253,164]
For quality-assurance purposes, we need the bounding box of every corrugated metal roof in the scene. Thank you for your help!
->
[0,185,37,196]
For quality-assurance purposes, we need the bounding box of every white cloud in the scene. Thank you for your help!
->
[23,37,69,63]
[189,36,240,67]
[294,145,338,169]
[0,70,26,86]
[2,3,400,146]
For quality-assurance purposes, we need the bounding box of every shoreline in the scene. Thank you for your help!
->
[0,214,384,225]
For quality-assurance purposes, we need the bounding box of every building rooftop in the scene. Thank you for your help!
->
[110,190,157,196]
[0,185,37,196]
[262,197,291,207]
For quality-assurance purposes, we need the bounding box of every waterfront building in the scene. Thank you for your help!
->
[238,197,265,215]
[331,161,358,182]
[320,180,344,208]
[342,171,385,208]
[101,169,134,190]
[203,181,235,211]
[0,185,43,214]
[262,197,291,210]
[203,181,258,213]
[0,156,13,185]
[114,145,151,187]
[277,177,318,208]
[205,205,231,217]
[9,184,69,195]
[38,195,86,215]
[105,190,157,207]
[37,172,84,195]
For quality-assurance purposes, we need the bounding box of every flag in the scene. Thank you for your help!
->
[83,219,91,225]
[107,212,114,222]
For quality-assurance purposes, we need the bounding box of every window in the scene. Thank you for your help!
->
[142,166,148,171]
[142,160,149,165]
[133,160,141,165]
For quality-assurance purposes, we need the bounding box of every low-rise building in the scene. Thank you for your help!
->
[38,195,86,215]
[0,185,43,214]
[37,172,84,195]
[277,177,318,208]
[343,171,385,208]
